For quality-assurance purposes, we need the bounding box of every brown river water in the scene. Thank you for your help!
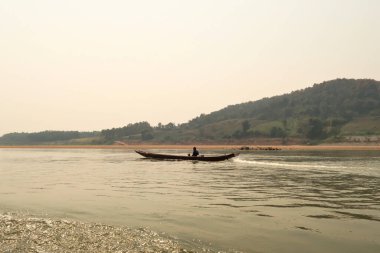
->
[0,148,379,252]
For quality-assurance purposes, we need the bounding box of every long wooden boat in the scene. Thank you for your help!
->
[135,150,238,162]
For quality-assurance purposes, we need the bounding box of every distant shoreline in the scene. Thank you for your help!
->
[0,144,379,151]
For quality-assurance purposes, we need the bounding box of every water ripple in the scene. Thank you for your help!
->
[1,149,379,253]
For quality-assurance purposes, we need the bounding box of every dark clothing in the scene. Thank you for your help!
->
[192,150,199,156]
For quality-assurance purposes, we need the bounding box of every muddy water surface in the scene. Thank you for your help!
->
[0,149,379,252]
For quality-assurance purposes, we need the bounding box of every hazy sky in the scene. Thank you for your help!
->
[1,0,379,135]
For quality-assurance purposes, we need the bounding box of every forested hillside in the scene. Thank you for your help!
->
[1,79,379,145]
[188,79,380,126]
[178,78,380,143]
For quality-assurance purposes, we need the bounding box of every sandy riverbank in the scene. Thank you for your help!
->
[0,144,379,150]
[0,212,198,253]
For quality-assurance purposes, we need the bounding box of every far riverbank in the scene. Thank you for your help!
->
[0,144,379,151]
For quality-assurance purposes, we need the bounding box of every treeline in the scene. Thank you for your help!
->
[0,131,98,145]
[101,122,154,143]
[100,121,179,143]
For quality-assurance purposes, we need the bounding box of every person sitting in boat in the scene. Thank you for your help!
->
[192,147,199,156]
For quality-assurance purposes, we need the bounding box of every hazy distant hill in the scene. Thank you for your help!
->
[1,79,380,145]
[99,78,380,144]
[188,79,380,126]
[177,78,380,143]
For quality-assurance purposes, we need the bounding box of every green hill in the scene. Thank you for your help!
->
[1,79,380,145]
[178,78,380,143]
[188,79,380,124]
[98,78,380,144]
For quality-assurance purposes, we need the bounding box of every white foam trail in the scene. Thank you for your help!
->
[233,157,346,169]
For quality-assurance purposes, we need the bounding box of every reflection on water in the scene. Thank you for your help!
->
[0,149,379,253]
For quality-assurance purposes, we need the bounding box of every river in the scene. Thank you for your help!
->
[0,148,379,252]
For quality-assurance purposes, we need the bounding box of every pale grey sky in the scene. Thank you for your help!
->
[1,0,379,135]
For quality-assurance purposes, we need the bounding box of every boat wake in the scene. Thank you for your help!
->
[233,157,346,169]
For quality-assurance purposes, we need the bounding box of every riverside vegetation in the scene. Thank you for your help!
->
[1,79,379,145]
